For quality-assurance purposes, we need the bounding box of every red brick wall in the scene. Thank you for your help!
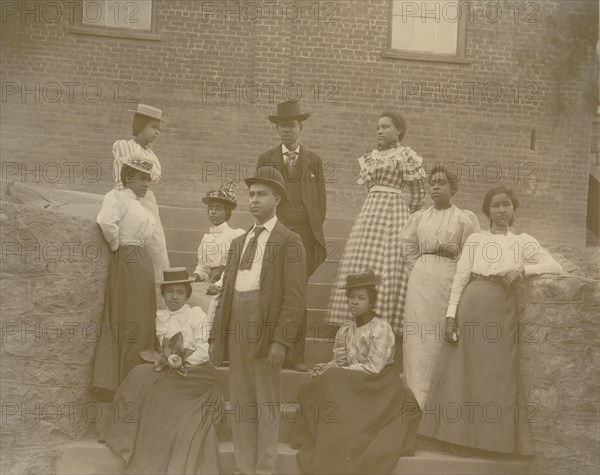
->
[1,0,597,245]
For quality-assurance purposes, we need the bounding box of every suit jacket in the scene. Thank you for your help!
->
[210,220,307,364]
[258,145,327,272]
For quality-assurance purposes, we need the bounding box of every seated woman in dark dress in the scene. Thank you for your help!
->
[103,268,223,475]
[291,270,421,475]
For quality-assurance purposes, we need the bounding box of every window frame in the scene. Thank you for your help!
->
[383,0,470,64]
[68,0,160,41]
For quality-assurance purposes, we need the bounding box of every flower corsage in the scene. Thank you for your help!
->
[139,331,195,377]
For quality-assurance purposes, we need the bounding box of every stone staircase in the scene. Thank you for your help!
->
[54,204,534,474]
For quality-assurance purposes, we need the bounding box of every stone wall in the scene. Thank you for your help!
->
[0,182,598,474]
[519,275,600,474]
[0,183,109,474]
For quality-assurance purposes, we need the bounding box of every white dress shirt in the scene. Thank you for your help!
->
[445,230,563,318]
[155,304,211,366]
[194,222,245,280]
[96,188,155,251]
[234,215,278,292]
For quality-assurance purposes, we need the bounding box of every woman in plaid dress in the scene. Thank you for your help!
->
[328,112,426,337]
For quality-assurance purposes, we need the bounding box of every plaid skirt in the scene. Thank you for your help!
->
[328,191,411,334]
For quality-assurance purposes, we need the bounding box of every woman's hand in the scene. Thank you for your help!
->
[310,362,337,378]
[193,273,204,282]
[206,284,220,295]
[502,265,524,288]
[444,317,459,343]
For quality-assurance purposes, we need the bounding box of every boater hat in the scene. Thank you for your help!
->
[268,101,310,124]
[157,267,196,285]
[123,155,154,174]
[339,270,382,289]
[202,180,238,209]
[245,166,288,204]
[128,103,168,123]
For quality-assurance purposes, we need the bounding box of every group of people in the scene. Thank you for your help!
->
[89,101,563,474]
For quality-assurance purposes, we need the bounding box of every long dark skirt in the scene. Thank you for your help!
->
[105,363,224,474]
[90,245,157,396]
[291,366,420,474]
[419,279,534,455]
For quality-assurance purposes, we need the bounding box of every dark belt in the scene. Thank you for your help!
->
[470,273,505,285]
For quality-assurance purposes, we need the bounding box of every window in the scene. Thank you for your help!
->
[69,0,159,41]
[384,0,469,63]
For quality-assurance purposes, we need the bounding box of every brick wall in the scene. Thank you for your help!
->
[0,0,597,246]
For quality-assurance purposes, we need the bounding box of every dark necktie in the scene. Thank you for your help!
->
[238,226,265,270]
[284,151,298,170]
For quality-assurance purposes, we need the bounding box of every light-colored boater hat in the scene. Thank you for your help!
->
[128,103,168,122]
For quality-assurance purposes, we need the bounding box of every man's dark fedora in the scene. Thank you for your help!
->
[245,166,288,204]
[339,270,382,289]
[268,101,310,124]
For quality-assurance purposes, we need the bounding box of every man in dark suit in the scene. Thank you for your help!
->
[210,166,306,475]
[258,101,327,372]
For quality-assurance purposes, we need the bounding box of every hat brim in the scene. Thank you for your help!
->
[268,113,310,124]
[127,110,169,123]
[157,278,195,285]
[339,279,382,290]
[244,177,288,204]
[201,196,237,208]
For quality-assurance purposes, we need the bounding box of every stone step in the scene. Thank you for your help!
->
[55,438,533,475]
[159,205,356,238]
[216,401,300,443]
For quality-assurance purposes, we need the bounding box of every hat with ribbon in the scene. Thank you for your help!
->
[123,155,154,174]
[202,180,238,209]
[128,103,168,123]
[157,267,196,285]
[244,166,288,204]
[268,100,310,124]
[339,270,382,289]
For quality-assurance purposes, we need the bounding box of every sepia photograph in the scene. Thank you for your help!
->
[1,1,599,474]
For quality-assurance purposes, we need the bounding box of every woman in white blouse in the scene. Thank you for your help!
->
[400,165,480,409]
[91,156,157,399]
[104,268,223,474]
[112,104,170,280]
[420,186,562,456]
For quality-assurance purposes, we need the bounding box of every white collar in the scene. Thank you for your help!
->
[122,188,140,201]
[157,303,190,319]
[281,144,300,155]
[209,221,230,233]
[251,215,277,234]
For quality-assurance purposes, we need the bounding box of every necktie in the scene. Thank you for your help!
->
[284,151,298,169]
[238,226,265,270]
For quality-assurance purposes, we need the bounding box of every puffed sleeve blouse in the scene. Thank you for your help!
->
[445,230,563,318]
[399,206,481,266]
[329,317,395,375]
[96,188,155,251]
[357,144,426,213]
[155,304,211,366]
